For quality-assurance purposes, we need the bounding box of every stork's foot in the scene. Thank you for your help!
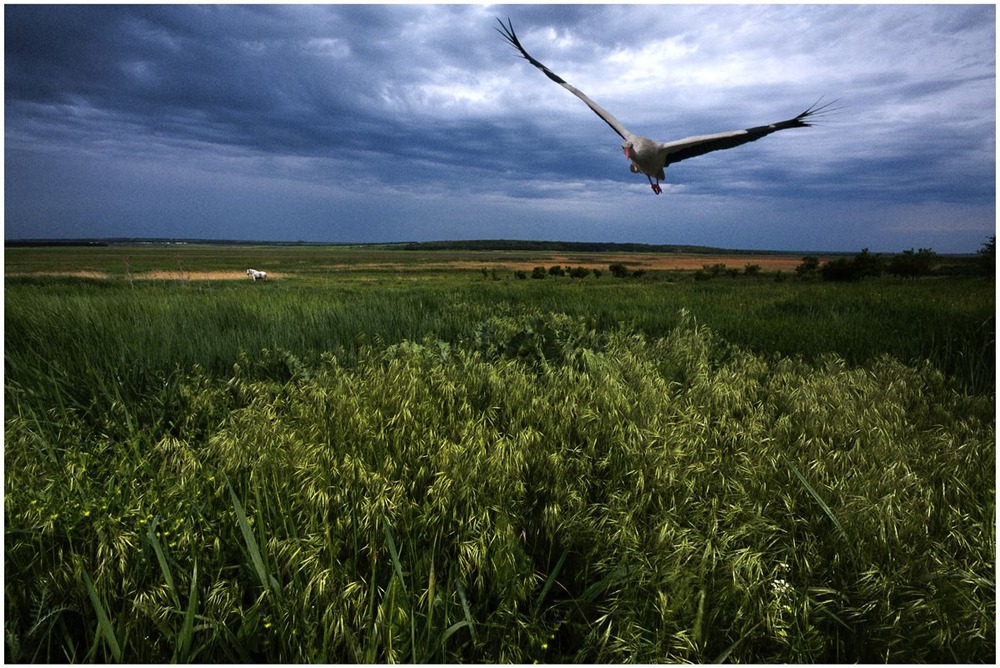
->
[650,182,662,195]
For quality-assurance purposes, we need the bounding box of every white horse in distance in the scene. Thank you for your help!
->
[246,268,267,281]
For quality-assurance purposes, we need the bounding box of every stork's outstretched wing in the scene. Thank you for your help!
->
[497,17,836,196]
[659,100,838,166]
[495,17,633,142]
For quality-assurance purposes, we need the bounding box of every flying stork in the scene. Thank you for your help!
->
[496,18,836,195]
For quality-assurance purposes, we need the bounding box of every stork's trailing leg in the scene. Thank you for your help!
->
[647,176,662,195]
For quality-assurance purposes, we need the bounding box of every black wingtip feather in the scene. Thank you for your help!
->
[794,97,845,126]
[495,17,568,86]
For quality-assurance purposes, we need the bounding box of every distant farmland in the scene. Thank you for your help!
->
[4,239,845,277]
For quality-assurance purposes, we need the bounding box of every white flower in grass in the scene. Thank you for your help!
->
[770,567,796,642]
[771,577,793,596]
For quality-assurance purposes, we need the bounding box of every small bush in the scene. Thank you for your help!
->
[977,236,995,276]
[819,249,884,282]
[821,257,860,282]
[703,263,728,277]
[852,248,885,278]
[796,256,820,279]
[889,248,937,278]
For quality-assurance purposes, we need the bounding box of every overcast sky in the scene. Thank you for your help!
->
[4,3,996,252]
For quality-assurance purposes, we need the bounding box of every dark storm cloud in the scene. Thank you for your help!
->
[8,6,373,154]
[4,4,995,251]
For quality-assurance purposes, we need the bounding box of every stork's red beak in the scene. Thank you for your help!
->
[623,146,631,159]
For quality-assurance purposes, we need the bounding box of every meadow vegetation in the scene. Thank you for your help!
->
[4,244,995,662]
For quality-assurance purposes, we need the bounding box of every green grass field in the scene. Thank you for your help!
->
[4,244,995,662]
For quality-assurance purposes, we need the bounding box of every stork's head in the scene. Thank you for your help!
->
[622,141,632,160]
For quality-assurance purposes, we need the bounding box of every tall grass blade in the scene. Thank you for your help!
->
[383,524,407,593]
[710,622,760,663]
[382,524,416,660]
[788,462,850,546]
[456,581,477,643]
[579,564,627,606]
[533,550,568,618]
[82,570,122,662]
[227,480,276,596]
[440,620,474,646]
[175,557,198,662]
[146,517,181,610]
[693,587,707,649]
[422,555,436,652]
[363,555,380,663]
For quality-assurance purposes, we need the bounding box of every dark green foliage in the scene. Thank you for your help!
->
[821,257,859,282]
[5,272,995,399]
[796,256,821,279]
[608,263,648,279]
[5,312,994,662]
[977,236,995,276]
[888,248,937,278]
[822,248,885,282]
[704,262,728,277]
[852,248,885,278]
[531,266,547,279]
[609,263,630,278]
[548,265,565,277]
[694,263,733,281]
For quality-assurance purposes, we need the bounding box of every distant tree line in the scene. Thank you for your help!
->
[500,237,995,283]
[405,239,733,254]
[793,237,995,281]
[6,240,110,247]
[512,263,646,280]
